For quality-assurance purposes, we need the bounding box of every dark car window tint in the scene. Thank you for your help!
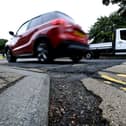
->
[39,13,55,24]
[55,12,74,23]
[28,11,75,30]
[29,16,43,28]
[16,21,30,35]
[42,14,50,23]
[19,11,75,32]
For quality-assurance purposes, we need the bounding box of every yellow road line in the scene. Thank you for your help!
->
[117,74,126,78]
[120,87,126,91]
[104,81,112,84]
[100,74,126,85]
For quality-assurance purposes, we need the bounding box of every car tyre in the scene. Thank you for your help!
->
[6,48,16,62]
[36,42,52,63]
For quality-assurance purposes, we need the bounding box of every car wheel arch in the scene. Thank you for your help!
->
[33,35,51,55]
[5,46,10,53]
[5,47,17,62]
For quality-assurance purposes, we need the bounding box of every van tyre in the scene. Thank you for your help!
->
[70,56,82,63]
[94,54,99,59]
[85,51,93,59]
[6,48,16,62]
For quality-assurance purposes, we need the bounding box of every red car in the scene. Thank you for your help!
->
[5,11,89,63]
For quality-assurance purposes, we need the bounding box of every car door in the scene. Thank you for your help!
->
[12,21,31,56]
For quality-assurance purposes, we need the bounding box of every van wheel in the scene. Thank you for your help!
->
[70,56,82,63]
[85,51,93,59]
[94,54,99,59]
[6,48,16,62]
[36,42,53,63]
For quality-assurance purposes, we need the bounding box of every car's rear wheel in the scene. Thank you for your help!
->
[36,41,53,63]
[70,56,82,63]
[6,48,16,62]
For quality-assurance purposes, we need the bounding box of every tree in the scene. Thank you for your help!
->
[102,0,126,15]
[89,12,126,43]
[102,0,126,5]
[0,39,8,56]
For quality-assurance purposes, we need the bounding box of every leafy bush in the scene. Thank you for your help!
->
[0,39,8,53]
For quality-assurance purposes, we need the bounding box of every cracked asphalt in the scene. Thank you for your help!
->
[46,60,126,126]
[0,69,25,93]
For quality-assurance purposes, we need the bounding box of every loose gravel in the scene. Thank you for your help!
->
[48,76,110,126]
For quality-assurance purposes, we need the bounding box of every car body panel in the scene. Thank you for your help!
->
[5,11,89,60]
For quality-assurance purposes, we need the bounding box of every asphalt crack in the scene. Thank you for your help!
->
[0,76,25,94]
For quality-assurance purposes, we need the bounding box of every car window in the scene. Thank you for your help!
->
[39,13,56,24]
[29,16,43,29]
[55,12,74,23]
[27,11,75,30]
[41,14,50,23]
[16,21,30,35]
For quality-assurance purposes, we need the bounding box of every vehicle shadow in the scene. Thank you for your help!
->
[16,58,84,65]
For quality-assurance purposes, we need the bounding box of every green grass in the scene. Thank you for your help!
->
[0,55,5,59]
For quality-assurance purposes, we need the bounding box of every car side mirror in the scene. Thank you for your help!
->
[9,31,15,36]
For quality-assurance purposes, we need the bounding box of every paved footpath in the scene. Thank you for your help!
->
[0,65,50,126]
[81,62,126,126]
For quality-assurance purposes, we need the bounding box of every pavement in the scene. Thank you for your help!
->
[0,65,50,126]
[81,62,126,126]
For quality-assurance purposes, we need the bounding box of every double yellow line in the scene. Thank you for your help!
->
[99,72,126,92]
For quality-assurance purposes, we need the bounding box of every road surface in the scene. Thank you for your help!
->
[0,58,126,126]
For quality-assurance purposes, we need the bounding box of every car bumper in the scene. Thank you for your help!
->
[53,40,89,57]
[67,44,89,52]
[58,40,88,51]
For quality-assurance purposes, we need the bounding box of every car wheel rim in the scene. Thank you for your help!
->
[38,52,48,62]
[86,53,92,59]
[37,43,48,62]
[6,50,11,61]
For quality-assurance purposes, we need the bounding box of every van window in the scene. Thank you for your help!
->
[120,30,126,40]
